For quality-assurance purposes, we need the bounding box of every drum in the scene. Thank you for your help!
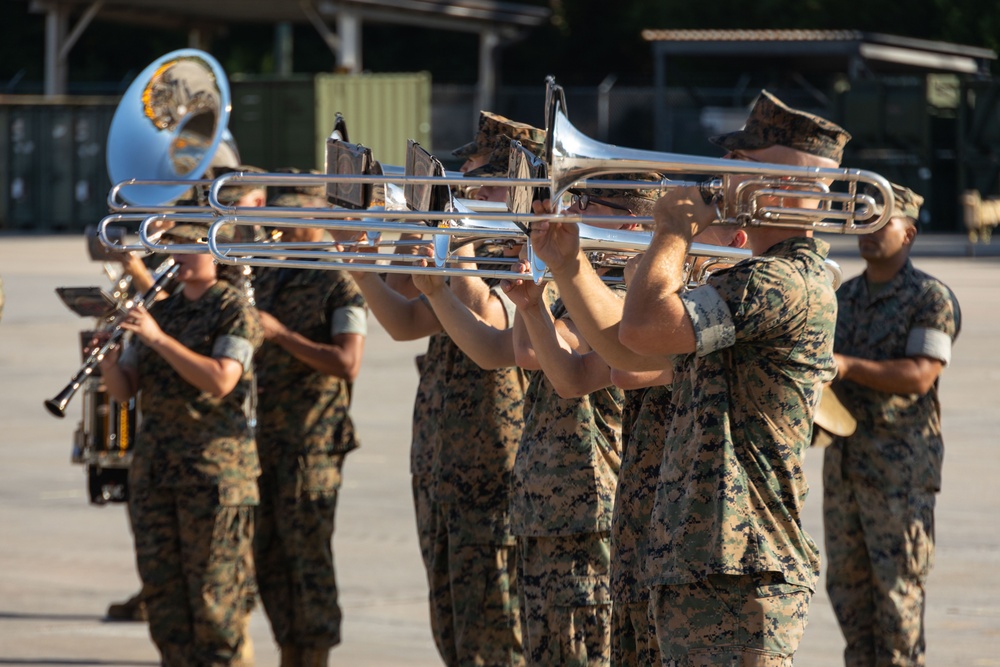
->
[73,377,138,504]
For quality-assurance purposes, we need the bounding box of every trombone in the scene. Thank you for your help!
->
[203,78,894,236]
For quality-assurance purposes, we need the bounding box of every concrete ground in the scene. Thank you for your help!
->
[0,232,998,665]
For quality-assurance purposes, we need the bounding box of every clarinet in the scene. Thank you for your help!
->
[44,261,180,418]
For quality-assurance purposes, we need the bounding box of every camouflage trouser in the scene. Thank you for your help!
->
[611,599,660,667]
[649,574,811,667]
[429,501,524,667]
[254,452,346,649]
[823,461,935,667]
[412,473,438,580]
[518,532,612,667]
[129,481,255,666]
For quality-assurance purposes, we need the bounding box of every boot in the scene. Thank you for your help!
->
[105,590,147,622]
[279,645,302,667]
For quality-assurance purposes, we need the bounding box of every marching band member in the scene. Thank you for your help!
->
[619,91,851,665]
[98,223,263,666]
[250,182,368,667]
[824,184,960,666]
[344,117,545,667]
[414,175,659,666]
[527,208,749,666]
[105,169,267,638]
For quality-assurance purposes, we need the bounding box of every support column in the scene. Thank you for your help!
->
[44,4,69,95]
[476,29,499,114]
[336,10,361,73]
[653,44,668,151]
[188,27,209,51]
[275,22,293,75]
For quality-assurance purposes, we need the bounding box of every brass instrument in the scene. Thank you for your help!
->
[812,385,857,448]
[97,48,239,257]
[44,262,180,419]
[204,78,894,237]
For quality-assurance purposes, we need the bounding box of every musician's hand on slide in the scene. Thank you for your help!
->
[529,199,580,275]
[501,259,544,310]
[412,247,446,296]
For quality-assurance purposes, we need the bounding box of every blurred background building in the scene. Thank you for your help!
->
[2,0,999,233]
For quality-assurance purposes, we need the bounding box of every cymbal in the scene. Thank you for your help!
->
[813,385,857,439]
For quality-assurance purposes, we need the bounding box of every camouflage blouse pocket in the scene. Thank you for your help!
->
[298,453,345,499]
[218,479,260,507]
[553,575,612,608]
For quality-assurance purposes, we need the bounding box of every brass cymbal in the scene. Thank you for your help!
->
[812,385,857,448]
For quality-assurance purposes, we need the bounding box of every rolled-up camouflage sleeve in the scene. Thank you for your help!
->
[213,335,256,372]
[680,284,735,357]
[906,281,961,365]
[491,285,516,328]
[212,297,263,373]
[331,306,367,337]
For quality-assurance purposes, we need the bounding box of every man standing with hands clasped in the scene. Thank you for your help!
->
[619,90,851,665]
[824,183,960,667]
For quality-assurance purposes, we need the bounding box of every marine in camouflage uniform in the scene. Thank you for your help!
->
[620,91,852,665]
[104,223,263,666]
[250,189,369,667]
[414,120,546,667]
[505,174,667,667]
[426,297,528,667]
[351,115,543,662]
[511,288,624,667]
[610,386,671,667]
[824,185,961,667]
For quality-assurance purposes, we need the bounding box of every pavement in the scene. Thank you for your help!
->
[0,232,998,665]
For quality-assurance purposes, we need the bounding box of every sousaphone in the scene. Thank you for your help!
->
[106,48,239,207]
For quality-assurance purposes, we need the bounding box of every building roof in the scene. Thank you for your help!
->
[28,0,550,35]
[642,29,996,76]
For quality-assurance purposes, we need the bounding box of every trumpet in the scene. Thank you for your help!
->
[44,263,180,418]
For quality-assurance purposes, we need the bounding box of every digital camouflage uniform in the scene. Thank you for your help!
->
[251,262,367,655]
[415,279,527,667]
[122,279,262,666]
[513,289,624,667]
[610,386,671,667]
[411,346,440,578]
[645,238,838,665]
[824,259,960,667]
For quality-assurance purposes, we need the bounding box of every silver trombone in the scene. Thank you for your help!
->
[203,82,894,236]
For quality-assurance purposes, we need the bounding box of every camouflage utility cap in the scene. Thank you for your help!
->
[268,167,326,207]
[209,164,267,204]
[572,172,663,202]
[465,130,546,178]
[891,182,924,220]
[161,223,210,243]
[451,111,544,159]
[710,90,851,163]
[161,222,234,243]
[860,181,924,222]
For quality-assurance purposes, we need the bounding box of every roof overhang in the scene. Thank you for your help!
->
[642,30,996,76]
[28,0,549,37]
